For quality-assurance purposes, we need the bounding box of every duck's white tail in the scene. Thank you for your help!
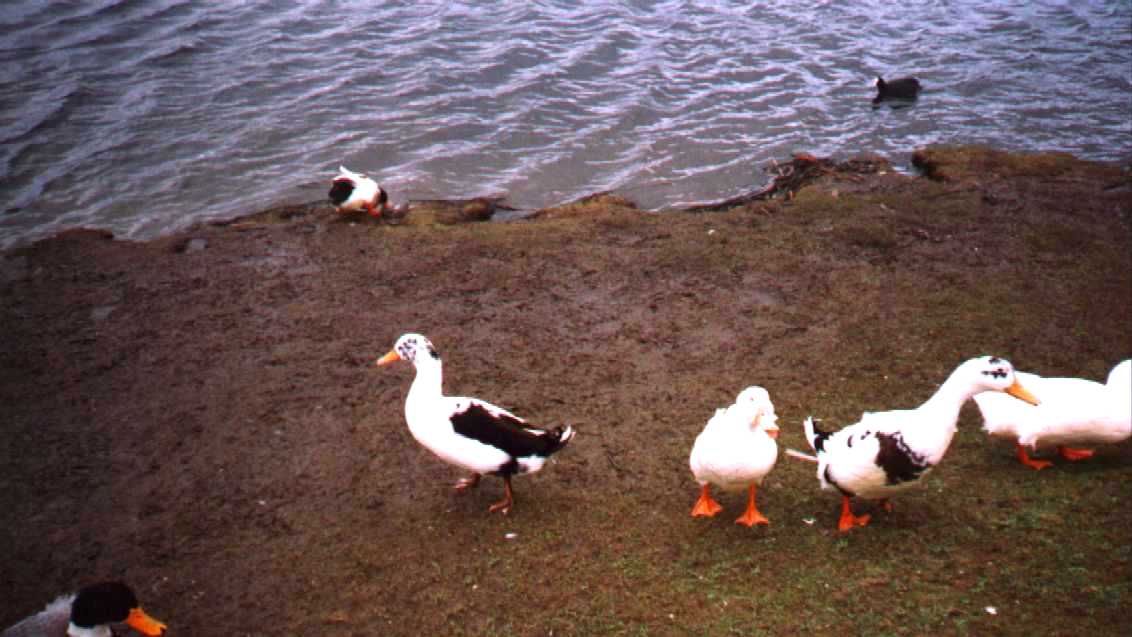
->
[337,165,363,180]
[551,425,576,452]
[803,416,831,452]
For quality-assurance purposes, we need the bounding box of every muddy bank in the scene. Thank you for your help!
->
[2,146,1130,636]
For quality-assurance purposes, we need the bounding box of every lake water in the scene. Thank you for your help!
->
[2,1,1130,249]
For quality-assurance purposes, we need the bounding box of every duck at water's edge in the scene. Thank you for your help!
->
[329,166,392,217]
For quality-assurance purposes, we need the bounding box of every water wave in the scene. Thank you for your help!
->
[0,0,1129,248]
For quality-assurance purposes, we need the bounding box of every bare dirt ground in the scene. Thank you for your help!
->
[2,146,1130,636]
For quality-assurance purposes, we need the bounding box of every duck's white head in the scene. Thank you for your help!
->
[67,582,166,637]
[376,333,440,367]
[955,356,1040,404]
[731,386,779,438]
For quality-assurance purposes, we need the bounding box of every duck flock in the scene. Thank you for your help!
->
[374,334,1128,535]
[7,74,1130,637]
[7,342,1127,635]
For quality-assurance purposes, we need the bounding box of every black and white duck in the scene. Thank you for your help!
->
[788,356,1039,532]
[328,166,391,217]
[377,333,575,515]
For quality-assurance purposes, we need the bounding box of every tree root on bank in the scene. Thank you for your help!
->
[682,153,890,213]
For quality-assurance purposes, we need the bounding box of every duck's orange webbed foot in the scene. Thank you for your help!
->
[488,497,512,515]
[735,485,769,526]
[1016,444,1053,470]
[691,484,724,518]
[1058,446,1094,461]
[837,496,870,532]
[454,474,481,492]
[488,476,514,515]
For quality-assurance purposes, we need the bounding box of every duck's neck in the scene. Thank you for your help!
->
[68,623,112,637]
[406,356,444,411]
[920,370,980,428]
[903,372,980,461]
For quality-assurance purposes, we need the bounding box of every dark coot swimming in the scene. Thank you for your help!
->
[873,76,922,104]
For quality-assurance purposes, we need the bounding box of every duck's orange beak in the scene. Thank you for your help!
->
[1005,380,1040,406]
[763,421,780,439]
[376,350,401,366]
[126,607,167,636]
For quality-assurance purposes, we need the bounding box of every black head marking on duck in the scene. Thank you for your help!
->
[70,582,139,628]
[328,179,355,206]
[396,334,439,363]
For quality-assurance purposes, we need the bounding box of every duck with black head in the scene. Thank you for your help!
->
[2,581,166,637]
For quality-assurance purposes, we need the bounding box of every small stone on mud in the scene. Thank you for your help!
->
[91,306,116,321]
[174,237,208,253]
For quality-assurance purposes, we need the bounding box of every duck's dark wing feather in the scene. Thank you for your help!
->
[874,431,931,485]
[449,399,563,458]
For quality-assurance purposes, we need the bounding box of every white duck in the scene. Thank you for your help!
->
[974,359,1131,470]
[792,356,1039,532]
[689,386,780,526]
[328,166,391,217]
[376,333,575,515]
[2,581,166,637]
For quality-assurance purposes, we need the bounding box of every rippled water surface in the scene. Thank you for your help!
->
[2,1,1130,247]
